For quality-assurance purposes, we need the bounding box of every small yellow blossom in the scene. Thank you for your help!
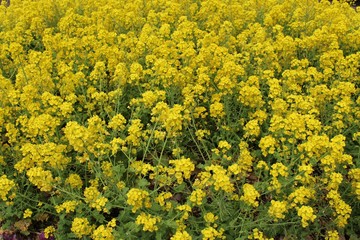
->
[204,212,218,224]
[248,228,274,240]
[259,136,277,156]
[65,174,83,189]
[270,163,289,178]
[44,226,56,239]
[0,175,16,202]
[23,209,33,218]
[268,200,287,221]
[135,212,161,232]
[201,226,225,240]
[288,187,315,208]
[116,181,126,190]
[169,158,195,184]
[126,188,151,213]
[171,230,192,240]
[26,167,54,192]
[84,186,108,212]
[240,184,260,207]
[256,161,269,171]
[71,217,94,238]
[205,164,235,193]
[297,206,316,227]
[55,200,79,214]
[210,101,225,118]
[218,140,231,152]
[107,114,127,131]
[325,230,340,240]
[155,192,173,210]
[92,224,115,240]
[176,204,192,221]
[190,189,206,206]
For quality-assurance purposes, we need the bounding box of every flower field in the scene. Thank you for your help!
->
[1,0,360,239]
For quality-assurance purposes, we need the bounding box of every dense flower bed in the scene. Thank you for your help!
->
[0,0,360,239]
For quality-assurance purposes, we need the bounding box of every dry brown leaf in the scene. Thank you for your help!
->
[14,219,31,232]
[34,213,49,222]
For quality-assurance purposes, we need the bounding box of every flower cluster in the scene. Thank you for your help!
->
[0,0,359,239]
[297,206,316,228]
[0,175,16,203]
[135,212,161,232]
[126,188,151,213]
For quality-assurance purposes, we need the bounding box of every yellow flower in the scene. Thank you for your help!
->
[244,120,261,139]
[268,200,287,221]
[327,190,352,228]
[63,121,89,153]
[349,168,360,200]
[218,140,231,152]
[15,142,70,172]
[190,189,206,206]
[55,200,79,214]
[116,181,126,190]
[259,135,277,157]
[240,184,260,207]
[169,157,195,184]
[126,188,151,213]
[210,101,225,119]
[171,230,192,240]
[92,224,115,240]
[71,217,94,238]
[248,228,274,240]
[65,174,83,189]
[84,186,108,212]
[152,103,185,137]
[155,192,173,210]
[125,119,143,146]
[288,186,315,208]
[140,90,166,108]
[176,204,192,221]
[256,161,269,171]
[0,175,16,202]
[130,161,154,176]
[201,226,225,240]
[135,212,161,232]
[110,137,126,155]
[325,230,339,240]
[195,129,210,141]
[172,147,183,157]
[24,114,61,140]
[23,209,33,218]
[26,167,54,192]
[297,206,316,228]
[270,163,289,178]
[204,212,218,224]
[205,164,235,193]
[228,143,254,178]
[238,84,264,108]
[101,161,113,177]
[107,114,127,131]
[44,226,56,239]
[326,172,343,191]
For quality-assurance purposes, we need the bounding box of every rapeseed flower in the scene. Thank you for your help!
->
[1,0,360,238]
[0,175,16,202]
[135,212,161,232]
[268,200,288,221]
[71,217,94,238]
[297,206,316,227]
[126,188,151,213]
[240,183,260,207]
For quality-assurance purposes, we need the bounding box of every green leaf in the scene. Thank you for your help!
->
[173,182,186,193]
[137,178,150,188]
